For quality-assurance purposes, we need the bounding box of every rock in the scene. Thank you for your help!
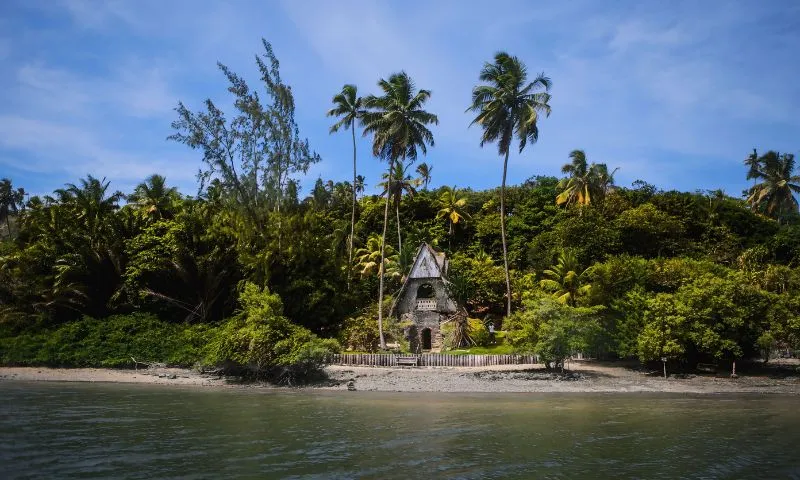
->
[167,374,177,380]
[347,379,356,391]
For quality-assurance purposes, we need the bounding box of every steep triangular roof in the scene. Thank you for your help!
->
[408,243,446,279]
[389,243,450,317]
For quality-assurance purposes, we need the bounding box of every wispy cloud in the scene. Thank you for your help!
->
[0,0,797,198]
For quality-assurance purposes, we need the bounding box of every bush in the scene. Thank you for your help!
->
[205,282,339,383]
[0,313,215,368]
[506,296,602,370]
[441,317,490,349]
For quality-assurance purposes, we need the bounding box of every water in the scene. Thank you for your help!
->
[1,382,799,479]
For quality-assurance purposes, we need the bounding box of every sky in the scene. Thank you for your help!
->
[1,0,798,198]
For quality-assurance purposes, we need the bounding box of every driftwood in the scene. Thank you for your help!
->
[130,357,166,371]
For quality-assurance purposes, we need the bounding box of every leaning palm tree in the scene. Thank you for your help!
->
[746,151,800,221]
[129,174,179,220]
[436,186,471,246]
[362,72,438,349]
[468,52,551,316]
[539,250,592,306]
[379,161,420,253]
[327,84,365,286]
[416,162,433,190]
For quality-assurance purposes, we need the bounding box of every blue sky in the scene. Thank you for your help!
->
[1,0,798,198]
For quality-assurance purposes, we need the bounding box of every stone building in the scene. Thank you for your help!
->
[391,243,458,352]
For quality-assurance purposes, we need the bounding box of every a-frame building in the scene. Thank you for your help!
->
[392,243,458,352]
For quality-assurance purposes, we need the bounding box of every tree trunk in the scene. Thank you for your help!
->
[377,158,394,350]
[396,202,402,254]
[5,216,10,237]
[348,122,357,291]
[663,359,667,379]
[500,150,512,317]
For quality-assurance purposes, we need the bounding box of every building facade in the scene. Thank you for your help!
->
[392,243,458,352]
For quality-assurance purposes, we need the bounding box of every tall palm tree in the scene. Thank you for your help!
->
[744,148,760,187]
[379,161,420,253]
[539,250,592,306]
[745,151,800,220]
[468,52,551,317]
[327,84,365,286]
[436,186,471,244]
[362,72,438,349]
[416,162,433,190]
[129,174,179,220]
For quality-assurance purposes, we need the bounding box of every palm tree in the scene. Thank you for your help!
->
[745,151,800,220]
[355,175,366,197]
[539,250,592,306]
[129,174,179,220]
[593,163,619,200]
[556,150,618,207]
[354,234,400,280]
[327,84,365,286]
[416,162,433,190]
[744,148,760,187]
[379,161,420,253]
[468,52,552,317]
[436,186,471,245]
[556,150,593,207]
[362,72,438,349]
[0,178,25,236]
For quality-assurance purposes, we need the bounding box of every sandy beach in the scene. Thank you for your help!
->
[2,360,798,394]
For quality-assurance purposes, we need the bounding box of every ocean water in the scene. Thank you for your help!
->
[1,381,799,479]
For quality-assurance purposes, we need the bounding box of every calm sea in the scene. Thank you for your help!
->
[1,381,799,479]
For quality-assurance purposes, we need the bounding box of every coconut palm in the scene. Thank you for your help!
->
[362,72,438,349]
[468,52,552,316]
[745,150,800,220]
[744,148,760,187]
[416,162,433,190]
[129,174,179,220]
[556,150,618,207]
[379,161,420,253]
[436,186,471,245]
[539,250,592,306]
[354,234,400,280]
[327,84,365,285]
[355,175,366,197]
[0,178,25,236]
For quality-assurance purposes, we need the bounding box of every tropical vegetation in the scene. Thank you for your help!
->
[1,40,799,379]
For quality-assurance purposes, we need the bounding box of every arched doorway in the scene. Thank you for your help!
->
[421,328,432,350]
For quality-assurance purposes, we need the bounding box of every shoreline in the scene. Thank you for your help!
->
[1,361,798,394]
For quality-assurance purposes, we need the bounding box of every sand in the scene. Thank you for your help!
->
[2,360,798,394]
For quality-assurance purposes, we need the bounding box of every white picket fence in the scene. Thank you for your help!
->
[327,353,539,367]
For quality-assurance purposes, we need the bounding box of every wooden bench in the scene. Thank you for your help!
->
[696,363,717,373]
[396,356,419,367]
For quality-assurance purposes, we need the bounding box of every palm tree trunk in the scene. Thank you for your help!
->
[396,202,402,253]
[501,150,512,317]
[377,158,394,350]
[348,123,357,291]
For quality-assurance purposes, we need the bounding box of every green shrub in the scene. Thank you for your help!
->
[205,282,339,382]
[0,313,216,368]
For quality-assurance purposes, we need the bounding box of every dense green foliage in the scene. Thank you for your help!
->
[1,41,799,374]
